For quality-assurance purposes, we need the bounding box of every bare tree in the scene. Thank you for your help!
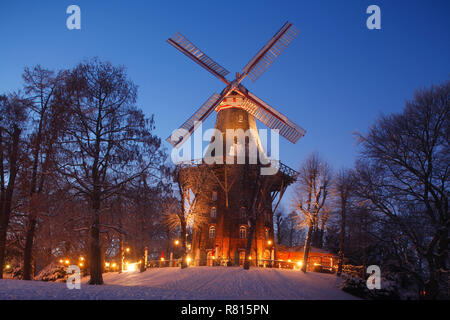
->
[56,58,165,284]
[355,81,449,299]
[333,168,355,276]
[21,66,67,280]
[0,94,28,278]
[169,164,212,268]
[292,153,331,272]
[274,209,284,245]
[242,164,276,270]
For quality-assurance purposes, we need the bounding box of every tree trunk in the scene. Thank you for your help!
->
[88,202,103,285]
[301,222,313,273]
[23,214,37,280]
[0,218,8,279]
[180,219,187,268]
[337,204,346,276]
[0,126,20,279]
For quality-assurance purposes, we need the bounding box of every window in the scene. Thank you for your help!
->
[212,191,217,201]
[238,115,244,122]
[240,207,246,219]
[210,207,217,218]
[239,226,247,239]
[265,228,269,240]
[209,226,216,239]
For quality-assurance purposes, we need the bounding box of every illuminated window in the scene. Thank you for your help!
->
[238,115,244,122]
[211,207,217,218]
[209,226,216,239]
[212,191,217,201]
[239,226,247,239]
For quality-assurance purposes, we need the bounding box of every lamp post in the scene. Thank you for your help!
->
[267,240,274,268]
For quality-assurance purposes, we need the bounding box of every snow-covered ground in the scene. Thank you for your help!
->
[0,267,357,300]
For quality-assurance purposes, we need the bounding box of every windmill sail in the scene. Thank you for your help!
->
[241,22,299,82]
[166,93,223,147]
[240,91,306,144]
[168,33,230,85]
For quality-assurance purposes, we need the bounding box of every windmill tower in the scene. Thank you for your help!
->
[166,22,305,266]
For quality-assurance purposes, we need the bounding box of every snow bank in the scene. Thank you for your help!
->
[0,267,358,300]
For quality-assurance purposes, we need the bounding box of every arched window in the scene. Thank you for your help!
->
[209,226,216,239]
[210,207,217,218]
[239,226,247,239]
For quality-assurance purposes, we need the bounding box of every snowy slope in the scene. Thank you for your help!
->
[0,267,357,300]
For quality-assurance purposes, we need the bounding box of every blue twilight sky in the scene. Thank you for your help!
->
[1,0,449,208]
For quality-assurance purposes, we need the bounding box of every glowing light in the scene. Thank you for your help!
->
[267,240,272,245]
[126,263,137,272]
[297,261,303,267]
[126,248,130,253]
[160,257,165,261]
[186,257,191,265]
[79,257,84,261]
[5,264,11,269]
[64,260,70,265]
[112,263,117,268]
[174,240,180,245]
[249,256,252,260]
[105,262,110,267]
[79,262,84,267]
[314,263,320,266]
[59,259,63,264]
[288,259,292,262]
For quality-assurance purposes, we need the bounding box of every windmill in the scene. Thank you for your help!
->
[166,22,304,266]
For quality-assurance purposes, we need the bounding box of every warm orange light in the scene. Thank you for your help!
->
[126,247,130,253]
[186,256,191,264]
[79,262,84,267]
[267,240,272,245]
[79,257,84,261]
[105,262,110,267]
[160,257,165,261]
[174,240,180,245]
[112,263,117,268]
[314,263,320,266]
[64,260,70,265]
[249,256,252,260]
[5,264,11,269]
[59,259,63,264]
[297,261,303,267]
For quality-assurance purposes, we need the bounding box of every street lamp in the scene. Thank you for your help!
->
[126,247,130,253]
[174,239,180,246]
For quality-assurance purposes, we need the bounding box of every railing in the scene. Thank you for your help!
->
[176,158,299,180]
